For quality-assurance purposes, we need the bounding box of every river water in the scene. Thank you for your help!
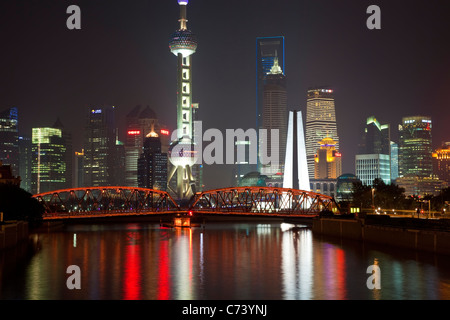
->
[1,221,450,300]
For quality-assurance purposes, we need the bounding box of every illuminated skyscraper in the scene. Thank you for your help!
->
[18,135,32,192]
[256,36,285,170]
[0,107,19,176]
[83,106,117,187]
[261,56,287,182]
[355,116,391,186]
[124,105,162,187]
[305,88,339,179]
[398,116,432,178]
[31,127,66,194]
[53,117,72,189]
[168,0,198,200]
[138,131,168,191]
[283,111,310,190]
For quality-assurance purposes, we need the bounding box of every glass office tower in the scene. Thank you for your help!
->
[398,116,432,178]
[0,107,19,176]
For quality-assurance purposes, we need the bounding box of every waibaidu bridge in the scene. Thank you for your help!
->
[32,186,340,222]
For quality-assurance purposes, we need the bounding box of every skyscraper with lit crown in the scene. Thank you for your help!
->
[305,88,339,180]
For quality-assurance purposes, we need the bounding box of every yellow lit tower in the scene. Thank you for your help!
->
[168,0,198,200]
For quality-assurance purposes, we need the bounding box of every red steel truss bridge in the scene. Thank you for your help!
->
[33,186,340,220]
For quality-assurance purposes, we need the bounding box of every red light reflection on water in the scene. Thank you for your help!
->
[158,236,170,300]
[123,233,142,300]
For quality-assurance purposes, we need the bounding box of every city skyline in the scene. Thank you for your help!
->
[1,0,450,189]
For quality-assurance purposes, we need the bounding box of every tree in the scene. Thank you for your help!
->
[0,183,44,225]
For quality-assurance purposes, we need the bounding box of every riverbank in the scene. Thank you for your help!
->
[0,221,29,250]
[312,215,450,255]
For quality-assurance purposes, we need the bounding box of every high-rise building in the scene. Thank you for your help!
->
[18,135,32,192]
[356,154,391,186]
[137,132,168,191]
[390,141,399,182]
[398,116,433,178]
[233,140,256,186]
[260,56,287,182]
[168,0,198,200]
[0,107,19,176]
[125,105,161,187]
[31,127,66,194]
[314,137,342,179]
[256,36,285,170]
[358,116,390,155]
[305,88,339,179]
[74,150,85,188]
[83,106,117,187]
[283,111,310,190]
[53,117,73,189]
[355,116,391,186]
[432,142,450,184]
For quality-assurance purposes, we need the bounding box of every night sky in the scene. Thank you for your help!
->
[1,0,450,189]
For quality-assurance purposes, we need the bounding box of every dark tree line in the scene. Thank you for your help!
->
[349,178,450,213]
[0,183,44,225]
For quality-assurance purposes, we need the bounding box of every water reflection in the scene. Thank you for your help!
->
[1,222,450,300]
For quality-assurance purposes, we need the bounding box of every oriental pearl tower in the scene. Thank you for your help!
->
[167,0,198,201]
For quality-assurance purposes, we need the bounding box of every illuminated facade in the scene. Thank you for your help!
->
[18,135,32,192]
[256,36,285,169]
[356,154,391,186]
[432,143,450,184]
[137,132,168,191]
[314,137,342,179]
[83,106,117,187]
[355,116,391,186]
[168,0,198,200]
[390,141,399,182]
[398,116,433,178]
[395,175,447,197]
[305,88,339,179]
[283,111,310,190]
[31,127,66,194]
[260,56,287,181]
[0,107,19,176]
[124,105,165,187]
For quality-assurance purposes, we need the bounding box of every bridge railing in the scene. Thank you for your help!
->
[33,187,180,218]
[189,186,340,215]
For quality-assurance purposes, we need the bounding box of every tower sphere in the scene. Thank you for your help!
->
[169,29,197,57]
[168,138,198,167]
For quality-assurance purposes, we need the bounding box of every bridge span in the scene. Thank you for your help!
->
[32,186,340,221]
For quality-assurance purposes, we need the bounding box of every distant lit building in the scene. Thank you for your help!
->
[260,55,287,181]
[356,154,391,186]
[395,175,447,197]
[314,137,342,179]
[398,116,433,178]
[137,132,167,191]
[18,135,32,192]
[233,140,256,187]
[74,150,85,188]
[305,88,339,179]
[0,107,19,176]
[31,127,66,194]
[390,141,399,182]
[53,118,72,189]
[256,36,285,171]
[336,173,360,202]
[83,106,117,187]
[310,179,337,198]
[239,171,267,187]
[355,116,391,186]
[432,142,450,184]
